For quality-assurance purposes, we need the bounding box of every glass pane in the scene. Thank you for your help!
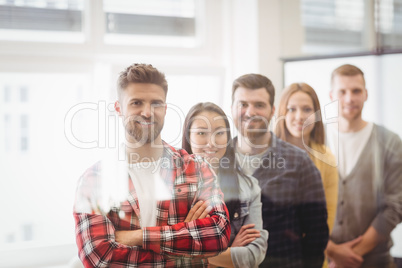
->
[3,85,10,102]
[377,0,402,49]
[0,0,84,42]
[104,0,195,18]
[3,114,11,152]
[301,0,367,53]
[103,0,197,46]
[20,86,28,102]
[0,73,99,247]
[20,114,29,151]
[0,0,83,10]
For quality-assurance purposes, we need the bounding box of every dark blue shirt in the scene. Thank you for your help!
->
[234,133,329,268]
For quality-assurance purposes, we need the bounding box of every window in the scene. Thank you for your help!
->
[0,0,84,42]
[20,114,28,151]
[3,114,11,152]
[301,0,367,53]
[377,0,402,49]
[20,86,28,102]
[3,85,10,102]
[103,0,199,46]
[300,0,402,54]
[0,73,96,248]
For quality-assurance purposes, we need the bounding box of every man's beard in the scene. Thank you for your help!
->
[124,116,163,144]
[243,127,267,139]
[240,116,270,140]
[341,105,363,122]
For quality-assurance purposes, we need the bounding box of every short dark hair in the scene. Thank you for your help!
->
[117,63,168,99]
[331,64,366,87]
[232,74,275,106]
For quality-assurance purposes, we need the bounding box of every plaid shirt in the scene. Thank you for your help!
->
[234,134,329,268]
[73,142,231,267]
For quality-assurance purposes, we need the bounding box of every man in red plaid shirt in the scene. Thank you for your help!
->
[73,63,231,267]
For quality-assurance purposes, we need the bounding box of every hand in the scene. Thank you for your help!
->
[328,237,363,268]
[231,223,260,247]
[329,261,337,268]
[184,200,212,222]
[115,230,143,246]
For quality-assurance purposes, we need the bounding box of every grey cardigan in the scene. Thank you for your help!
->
[229,173,268,268]
[330,124,402,267]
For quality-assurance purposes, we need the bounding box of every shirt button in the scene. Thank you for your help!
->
[233,212,239,219]
[340,200,344,205]
[177,188,181,192]
[339,220,343,225]
[342,180,346,185]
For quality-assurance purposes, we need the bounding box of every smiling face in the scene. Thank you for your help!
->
[285,91,316,139]
[189,111,229,167]
[115,83,167,144]
[330,74,368,122]
[231,87,275,140]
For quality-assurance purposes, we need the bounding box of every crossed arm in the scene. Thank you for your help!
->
[114,200,212,247]
[327,136,402,268]
[207,224,263,268]
[185,178,268,268]
[74,165,231,267]
[74,199,230,267]
[178,201,265,268]
[111,200,262,268]
[326,226,385,268]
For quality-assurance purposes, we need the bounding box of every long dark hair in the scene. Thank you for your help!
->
[182,102,241,221]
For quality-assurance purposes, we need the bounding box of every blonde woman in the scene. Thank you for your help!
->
[275,83,339,268]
